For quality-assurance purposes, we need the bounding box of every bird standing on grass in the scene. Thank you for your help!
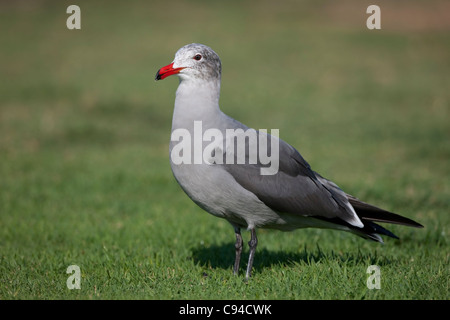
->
[155,43,423,280]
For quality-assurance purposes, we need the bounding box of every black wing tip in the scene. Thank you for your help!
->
[410,221,425,228]
[346,195,424,229]
[314,215,420,243]
[360,214,424,229]
[365,220,400,240]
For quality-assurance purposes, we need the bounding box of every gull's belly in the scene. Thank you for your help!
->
[170,162,285,229]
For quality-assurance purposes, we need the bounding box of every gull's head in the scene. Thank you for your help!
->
[155,43,221,82]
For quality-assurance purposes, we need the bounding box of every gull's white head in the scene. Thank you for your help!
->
[155,43,221,82]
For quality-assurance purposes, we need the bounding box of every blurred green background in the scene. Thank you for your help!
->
[0,0,448,299]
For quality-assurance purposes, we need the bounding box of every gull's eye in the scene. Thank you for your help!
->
[194,54,202,61]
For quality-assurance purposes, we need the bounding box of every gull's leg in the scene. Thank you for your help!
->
[245,228,258,280]
[233,227,243,275]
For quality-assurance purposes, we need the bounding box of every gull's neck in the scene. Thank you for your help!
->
[172,77,222,131]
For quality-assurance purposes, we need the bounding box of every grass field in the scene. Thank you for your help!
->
[0,0,449,300]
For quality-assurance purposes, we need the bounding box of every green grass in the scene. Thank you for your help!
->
[0,0,449,299]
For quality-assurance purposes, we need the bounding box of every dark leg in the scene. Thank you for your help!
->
[245,228,258,280]
[233,227,243,275]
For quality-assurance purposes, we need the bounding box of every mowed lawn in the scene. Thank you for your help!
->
[0,1,448,299]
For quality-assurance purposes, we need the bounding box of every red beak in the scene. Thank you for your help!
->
[155,62,185,81]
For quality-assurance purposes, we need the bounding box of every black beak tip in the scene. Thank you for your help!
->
[155,71,161,81]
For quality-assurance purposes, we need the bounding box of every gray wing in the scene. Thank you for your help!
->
[220,130,364,228]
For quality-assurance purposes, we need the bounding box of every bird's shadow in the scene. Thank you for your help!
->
[191,242,393,273]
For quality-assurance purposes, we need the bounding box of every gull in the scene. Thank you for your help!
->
[155,43,423,280]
